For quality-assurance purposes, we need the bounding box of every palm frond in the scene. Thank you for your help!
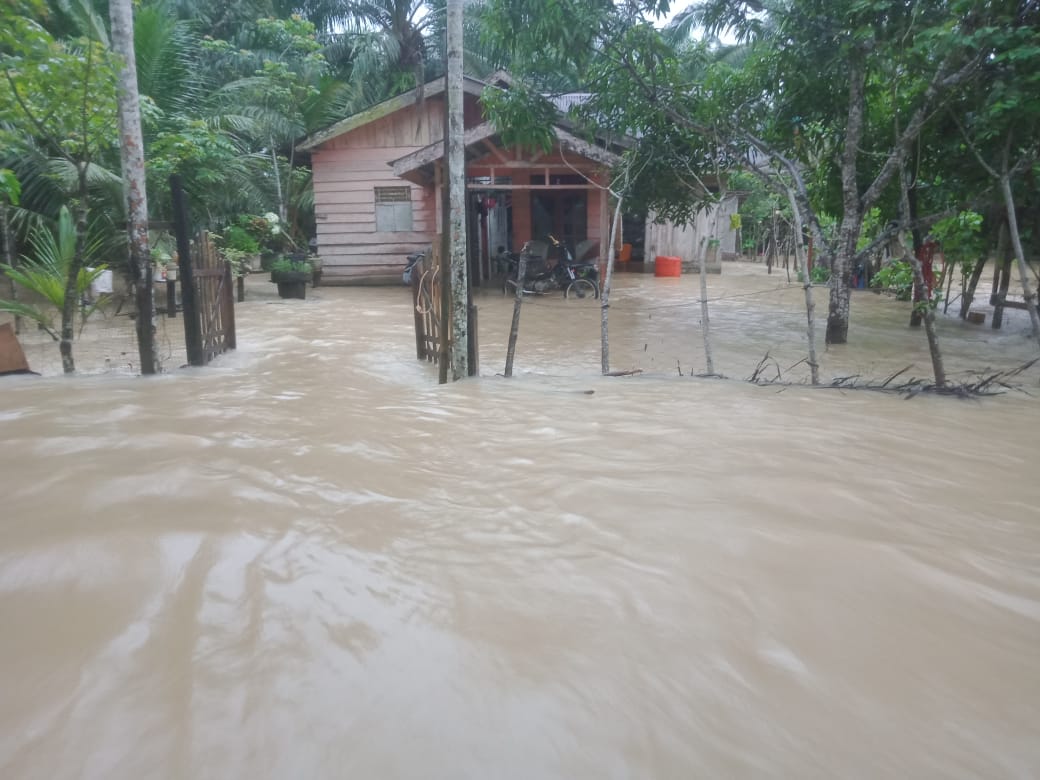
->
[55,0,111,46]
[45,158,124,191]
[134,2,202,115]
[0,297,58,339]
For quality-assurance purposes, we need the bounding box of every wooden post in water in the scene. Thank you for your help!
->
[446,0,468,380]
[171,175,203,366]
[412,260,425,360]
[468,304,478,376]
[504,252,527,377]
[438,235,450,383]
[222,260,237,351]
[991,241,1012,330]
[166,278,177,318]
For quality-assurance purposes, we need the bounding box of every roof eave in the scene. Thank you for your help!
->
[297,75,489,153]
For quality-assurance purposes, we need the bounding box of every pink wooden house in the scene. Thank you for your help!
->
[297,73,621,285]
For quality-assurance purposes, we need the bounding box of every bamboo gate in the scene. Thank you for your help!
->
[411,243,443,363]
[410,242,479,376]
[185,231,236,365]
[170,175,236,366]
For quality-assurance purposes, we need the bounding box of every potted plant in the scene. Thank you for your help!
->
[270,256,312,299]
[218,223,262,271]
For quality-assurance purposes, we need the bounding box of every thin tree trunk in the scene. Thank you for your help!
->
[285,142,297,243]
[998,175,1040,349]
[960,221,1001,320]
[0,203,20,334]
[59,171,91,374]
[992,237,1013,330]
[786,189,819,385]
[600,193,623,374]
[271,141,286,224]
[826,56,867,346]
[959,251,987,319]
[942,260,954,314]
[899,166,945,388]
[908,170,925,327]
[111,0,156,374]
[446,0,467,380]
[902,241,946,388]
[697,236,715,376]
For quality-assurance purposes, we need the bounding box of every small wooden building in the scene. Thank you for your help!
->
[297,73,622,285]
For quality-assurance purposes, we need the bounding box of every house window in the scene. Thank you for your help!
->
[375,186,413,232]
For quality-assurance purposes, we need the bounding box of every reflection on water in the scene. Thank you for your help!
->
[2,265,1039,778]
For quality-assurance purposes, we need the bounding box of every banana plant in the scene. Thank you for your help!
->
[0,205,107,341]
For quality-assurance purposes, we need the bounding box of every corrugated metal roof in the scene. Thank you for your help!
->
[550,93,591,114]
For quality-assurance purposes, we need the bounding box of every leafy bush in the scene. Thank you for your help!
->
[872,260,913,300]
[810,264,831,284]
[270,256,311,275]
[219,225,261,254]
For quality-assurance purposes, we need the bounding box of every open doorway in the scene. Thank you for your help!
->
[621,211,647,263]
[532,191,587,261]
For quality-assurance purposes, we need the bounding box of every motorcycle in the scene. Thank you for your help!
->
[500,236,600,300]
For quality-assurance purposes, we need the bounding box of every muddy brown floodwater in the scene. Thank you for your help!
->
[2,263,1039,779]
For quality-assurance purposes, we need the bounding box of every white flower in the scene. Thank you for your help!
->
[263,212,281,234]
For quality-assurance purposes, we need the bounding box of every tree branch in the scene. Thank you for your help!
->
[860,51,984,211]
[3,70,78,167]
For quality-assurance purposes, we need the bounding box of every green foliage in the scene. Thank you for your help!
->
[0,205,106,338]
[218,246,253,276]
[270,255,311,275]
[0,17,119,165]
[148,118,239,182]
[480,82,557,152]
[856,208,883,252]
[872,259,913,300]
[810,264,831,284]
[930,210,984,273]
[219,225,261,254]
[1,0,47,17]
[0,168,20,205]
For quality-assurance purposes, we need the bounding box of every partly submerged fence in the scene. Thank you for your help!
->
[411,243,443,364]
[171,176,236,366]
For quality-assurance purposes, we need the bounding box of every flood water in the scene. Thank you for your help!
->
[2,264,1039,778]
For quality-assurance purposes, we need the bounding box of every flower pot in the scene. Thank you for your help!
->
[276,280,307,299]
[270,270,311,299]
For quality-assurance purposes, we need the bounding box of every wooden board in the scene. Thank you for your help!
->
[0,322,31,375]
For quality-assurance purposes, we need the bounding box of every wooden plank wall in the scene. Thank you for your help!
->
[312,101,443,283]
[645,197,740,262]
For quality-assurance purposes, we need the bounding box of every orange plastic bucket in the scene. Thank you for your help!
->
[655,255,681,277]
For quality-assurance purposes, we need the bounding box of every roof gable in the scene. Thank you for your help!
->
[297,75,488,152]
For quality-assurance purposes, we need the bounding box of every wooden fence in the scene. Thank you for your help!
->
[410,242,480,379]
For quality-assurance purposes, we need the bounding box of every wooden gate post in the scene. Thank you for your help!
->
[468,304,478,376]
[222,260,237,351]
[412,261,426,359]
[171,175,204,366]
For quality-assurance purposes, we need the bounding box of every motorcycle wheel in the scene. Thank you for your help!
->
[565,278,599,301]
